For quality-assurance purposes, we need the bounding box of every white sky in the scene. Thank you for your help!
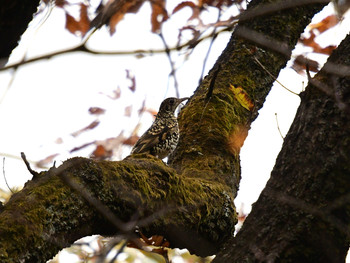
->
[0,2,349,253]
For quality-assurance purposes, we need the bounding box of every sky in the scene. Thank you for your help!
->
[0,2,350,258]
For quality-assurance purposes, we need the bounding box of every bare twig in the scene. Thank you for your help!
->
[159,33,180,98]
[199,11,221,84]
[274,113,284,140]
[245,46,299,96]
[21,152,40,178]
[2,158,14,194]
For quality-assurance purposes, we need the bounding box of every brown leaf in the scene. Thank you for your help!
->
[124,105,132,117]
[36,154,59,168]
[79,3,90,36]
[55,137,63,144]
[227,125,249,154]
[123,135,139,146]
[202,0,235,8]
[309,15,339,34]
[150,0,169,33]
[292,55,319,74]
[71,120,100,137]
[229,84,254,111]
[126,69,136,92]
[173,1,201,21]
[65,13,80,35]
[70,141,95,153]
[65,4,90,36]
[55,0,67,8]
[108,0,145,35]
[91,145,113,160]
[88,107,106,115]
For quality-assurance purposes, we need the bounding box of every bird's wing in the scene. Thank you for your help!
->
[131,125,172,154]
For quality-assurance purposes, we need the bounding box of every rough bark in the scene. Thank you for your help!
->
[0,0,331,262]
[214,33,350,263]
[0,0,40,66]
[0,156,236,262]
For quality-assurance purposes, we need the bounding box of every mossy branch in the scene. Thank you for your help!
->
[0,155,236,262]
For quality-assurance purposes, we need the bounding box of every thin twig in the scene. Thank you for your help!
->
[0,26,233,73]
[244,46,299,96]
[199,10,221,84]
[274,113,284,140]
[2,158,14,194]
[159,33,180,98]
[199,64,221,124]
[21,152,40,178]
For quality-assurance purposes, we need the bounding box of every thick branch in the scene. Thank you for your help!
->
[214,31,350,263]
[0,0,40,65]
[0,156,236,262]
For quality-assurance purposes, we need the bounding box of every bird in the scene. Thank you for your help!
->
[131,97,189,159]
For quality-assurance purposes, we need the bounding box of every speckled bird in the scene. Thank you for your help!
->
[131,97,189,159]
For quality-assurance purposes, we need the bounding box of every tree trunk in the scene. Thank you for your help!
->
[0,0,40,66]
[0,0,335,262]
[214,32,350,263]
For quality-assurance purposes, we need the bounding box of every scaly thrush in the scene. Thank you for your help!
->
[131,97,189,159]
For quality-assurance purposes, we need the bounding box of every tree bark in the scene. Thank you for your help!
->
[0,0,40,66]
[214,32,350,263]
[0,0,333,262]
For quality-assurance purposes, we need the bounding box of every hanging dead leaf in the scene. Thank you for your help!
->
[78,3,90,36]
[150,0,168,33]
[227,125,249,154]
[70,141,95,153]
[124,105,132,117]
[55,137,63,144]
[202,0,235,8]
[65,4,90,36]
[309,15,339,34]
[229,84,254,111]
[123,135,139,146]
[300,30,337,55]
[36,154,59,168]
[88,107,106,115]
[173,1,201,21]
[126,69,136,92]
[71,120,100,137]
[292,55,319,74]
[55,0,67,8]
[91,145,113,160]
[91,0,145,35]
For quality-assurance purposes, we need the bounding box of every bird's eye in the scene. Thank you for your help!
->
[169,99,175,104]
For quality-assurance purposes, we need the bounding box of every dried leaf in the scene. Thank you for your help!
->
[123,135,139,146]
[150,0,169,33]
[78,3,90,36]
[173,1,201,21]
[65,13,80,35]
[300,28,337,55]
[65,4,90,36]
[91,145,113,160]
[55,0,67,8]
[202,0,235,8]
[71,120,100,137]
[88,107,106,115]
[309,15,339,34]
[228,125,248,154]
[124,105,132,117]
[126,69,136,92]
[70,141,95,153]
[36,154,59,168]
[108,0,145,35]
[229,84,254,111]
[292,55,319,73]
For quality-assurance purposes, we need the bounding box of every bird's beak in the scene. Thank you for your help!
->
[179,97,189,103]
